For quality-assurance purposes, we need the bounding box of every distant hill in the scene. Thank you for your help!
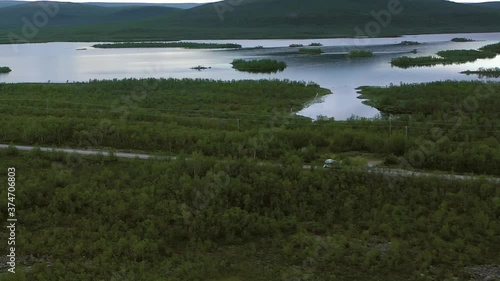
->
[132,0,500,38]
[166,0,500,28]
[86,2,201,9]
[0,1,23,8]
[469,1,500,9]
[1,0,500,43]
[0,1,179,28]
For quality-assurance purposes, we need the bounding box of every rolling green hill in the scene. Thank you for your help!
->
[0,1,179,29]
[1,0,500,43]
[0,1,23,8]
[146,0,500,36]
[470,1,500,9]
[87,2,201,9]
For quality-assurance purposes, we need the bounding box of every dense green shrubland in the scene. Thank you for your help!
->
[0,151,497,281]
[1,78,499,280]
[359,81,500,174]
[1,79,499,175]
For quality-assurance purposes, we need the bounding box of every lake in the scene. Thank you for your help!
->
[1,32,500,120]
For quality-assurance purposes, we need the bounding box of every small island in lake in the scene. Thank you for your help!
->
[348,50,374,58]
[0,66,12,73]
[451,38,475,42]
[391,43,500,68]
[399,41,420,46]
[461,67,500,78]
[191,66,211,71]
[231,59,287,73]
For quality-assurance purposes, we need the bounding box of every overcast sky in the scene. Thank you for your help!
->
[19,0,500,3]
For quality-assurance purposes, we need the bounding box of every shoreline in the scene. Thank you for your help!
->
[2,31,500,46]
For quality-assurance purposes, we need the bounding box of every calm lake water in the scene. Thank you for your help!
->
[1,32,500,120]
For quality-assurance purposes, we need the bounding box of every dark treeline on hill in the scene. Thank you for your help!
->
[0,150,498,280]
[1,79,500,175]
[2,0,500,43]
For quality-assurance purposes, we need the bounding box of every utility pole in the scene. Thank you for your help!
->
[405,125,408,154]
[389,114,392,135]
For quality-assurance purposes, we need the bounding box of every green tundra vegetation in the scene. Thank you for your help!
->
[0,66,11,73]
[391,48,498,68]
[358,81,500,174]
[0,149,498,281]
[299,48,323,55]
[93,42,242,49]
[451,38,475,42]
[480,42,500,53]
[461,67,500,78]
[348,50,374,58]
[230,59,287,73]
[0,79,500,176]
[0,79,499,280]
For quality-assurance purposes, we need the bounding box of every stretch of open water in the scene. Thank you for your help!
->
[1,32,500,120]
